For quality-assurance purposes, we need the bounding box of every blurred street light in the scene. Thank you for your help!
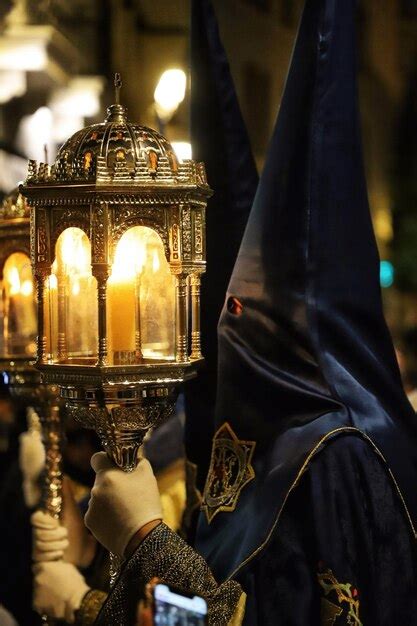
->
[49,76,104,142]
[16,106,54,162]
[0,70,26,103]
[154,68,186,123]
[172,141,192,161]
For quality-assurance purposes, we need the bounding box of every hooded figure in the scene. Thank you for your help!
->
[196,0,417,578]
[185,0,258,506]
[51,1,417,624]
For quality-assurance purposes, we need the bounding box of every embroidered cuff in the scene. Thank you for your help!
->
[75,589,107,626]
[98,523,242,626]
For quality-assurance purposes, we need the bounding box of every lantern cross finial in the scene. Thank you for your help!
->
[114,73,122,105]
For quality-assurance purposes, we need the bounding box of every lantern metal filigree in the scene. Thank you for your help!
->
[21,89,211,473]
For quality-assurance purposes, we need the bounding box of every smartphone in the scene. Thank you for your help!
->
[152,582,208,625]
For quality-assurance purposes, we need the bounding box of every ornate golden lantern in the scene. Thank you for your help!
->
[0,188,63,521]
[22,78,211,474]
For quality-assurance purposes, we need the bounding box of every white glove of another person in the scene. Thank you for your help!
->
[33,561,90,623]
[85,453,163,558]
[31,510,69,562]
[19,428,45,508]
[31,477,97,568]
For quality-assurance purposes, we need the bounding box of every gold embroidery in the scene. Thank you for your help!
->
[321,598,343,625]
[318,569,362,626]
[75,589,107,626]
[202,422,256,523]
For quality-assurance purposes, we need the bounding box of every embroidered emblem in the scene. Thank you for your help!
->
[202,422,256,523]
[318,567,362,626]
[321,598,343,625]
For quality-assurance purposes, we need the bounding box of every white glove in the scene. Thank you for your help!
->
[19,429,45,508]
[33,561,90,623]
[31,510,69,562]
[61,477,97,568]
[85,453,163,558]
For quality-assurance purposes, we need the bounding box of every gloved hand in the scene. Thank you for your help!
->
[31,510,69,562]
[85,453,163,558]
[33,561,90,623]
[61,477,97,568]
[19,428,45,508]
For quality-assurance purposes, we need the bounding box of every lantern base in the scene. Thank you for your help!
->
[39,360,202,471]
[66,398,175,471]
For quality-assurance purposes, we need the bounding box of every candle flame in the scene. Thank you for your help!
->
[152,249,160,273]
[59,228,90,273]
[20,279,33,296]
[7,266,21,295]
[110,231,147,283]
[48,273,58,290]
[136,243,146,275]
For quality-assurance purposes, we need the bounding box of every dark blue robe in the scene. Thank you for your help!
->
[238,433,417,625]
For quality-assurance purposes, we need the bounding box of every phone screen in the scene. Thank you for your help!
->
[153,583,208,625]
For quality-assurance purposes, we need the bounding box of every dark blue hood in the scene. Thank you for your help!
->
[196,0,417,581]
[185,0,259,490]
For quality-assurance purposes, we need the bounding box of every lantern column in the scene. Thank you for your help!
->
[95,269,109,366]
[175,273,189,362]
[35,269,48,364]
[190,273,203,360]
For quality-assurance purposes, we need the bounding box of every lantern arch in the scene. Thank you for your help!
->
[45,227,98,364]
[107,225,175,365]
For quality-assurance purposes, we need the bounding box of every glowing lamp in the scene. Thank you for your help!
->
[172,141,192,162]
[380,260,394,289]
[0,189,63,524]
[0,189,36,362]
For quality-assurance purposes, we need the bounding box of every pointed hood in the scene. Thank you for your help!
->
[185,0,259,490]
[196,0,417,582]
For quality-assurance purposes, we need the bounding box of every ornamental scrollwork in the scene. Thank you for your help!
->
[92,201,107,263]
[67,400,175,471]
[194,210,204,261]
[36,209,49,264]
[51,207,90,247]
[181,206,192,261]
[111,205,169,258]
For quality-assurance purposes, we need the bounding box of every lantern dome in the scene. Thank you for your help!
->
[53,103,180,183]
[24,102,208,189]
[24,74,209,189]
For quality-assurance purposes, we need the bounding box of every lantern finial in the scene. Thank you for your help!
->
[105,73,127,122]
[114,72,122,105]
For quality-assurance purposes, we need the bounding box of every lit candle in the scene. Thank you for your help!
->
[108,275,137,363]
[55,228,97,363]
[108,231,145,365]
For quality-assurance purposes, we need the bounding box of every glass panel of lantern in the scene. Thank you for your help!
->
[44,225,176,366]
[45,227,98,364]
[107,226,176,365]
[0,252,36,357]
